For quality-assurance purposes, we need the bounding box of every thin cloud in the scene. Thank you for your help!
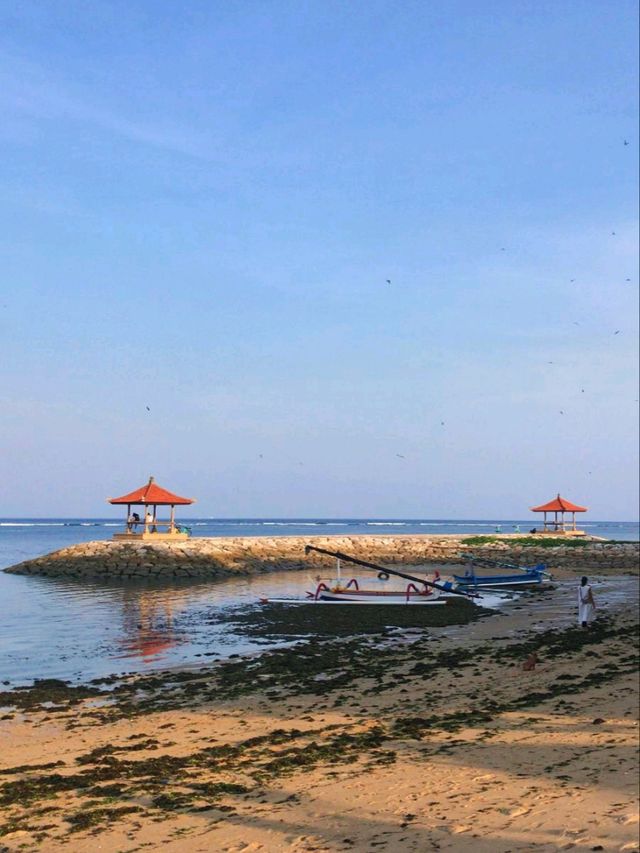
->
[0,53,212,159]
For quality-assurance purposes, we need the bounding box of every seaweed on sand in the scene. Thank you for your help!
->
[228,598,485,639]
[0,678,103,712]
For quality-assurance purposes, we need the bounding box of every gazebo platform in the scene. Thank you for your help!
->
[113,531,189,541]
[534,527,586,536]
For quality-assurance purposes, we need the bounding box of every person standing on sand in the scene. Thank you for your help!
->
[578,576,596,627]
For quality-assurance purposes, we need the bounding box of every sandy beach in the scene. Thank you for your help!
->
[0,565,638,853]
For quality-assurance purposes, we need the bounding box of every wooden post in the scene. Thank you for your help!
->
[127,503,130,533]
[170,505,175,534]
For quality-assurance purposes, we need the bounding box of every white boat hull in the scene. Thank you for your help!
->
[260,594,446,606]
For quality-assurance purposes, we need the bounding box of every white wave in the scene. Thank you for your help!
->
[366,522,407,526]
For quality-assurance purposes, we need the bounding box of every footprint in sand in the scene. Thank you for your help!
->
[507,806,531,818]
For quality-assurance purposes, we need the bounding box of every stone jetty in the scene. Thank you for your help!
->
[4,535,639,579]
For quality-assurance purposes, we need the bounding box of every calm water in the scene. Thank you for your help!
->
[1,517,637,687]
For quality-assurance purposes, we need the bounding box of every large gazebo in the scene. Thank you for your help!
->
[108,476,195,540]
[530,493,587,535]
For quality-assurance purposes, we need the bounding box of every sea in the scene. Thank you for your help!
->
[1,517,637,688]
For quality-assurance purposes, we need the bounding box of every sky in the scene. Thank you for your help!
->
[0,0,638,519]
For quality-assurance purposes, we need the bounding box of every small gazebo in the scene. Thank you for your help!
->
[108,476,195,540]
[530,493,587,535]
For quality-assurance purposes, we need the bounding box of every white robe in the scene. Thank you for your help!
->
[578,584,595,624]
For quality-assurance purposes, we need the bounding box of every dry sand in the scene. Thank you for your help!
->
[0,570,638,853]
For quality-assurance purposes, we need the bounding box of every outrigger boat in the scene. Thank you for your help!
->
[260,545,479,606]
[452,554,551,589]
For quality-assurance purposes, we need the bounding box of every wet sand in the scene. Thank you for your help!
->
[0,569,638,852]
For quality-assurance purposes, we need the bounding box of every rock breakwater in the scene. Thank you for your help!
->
[4,535,638,579]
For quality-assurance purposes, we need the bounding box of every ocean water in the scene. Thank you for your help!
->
[0,518,637,688]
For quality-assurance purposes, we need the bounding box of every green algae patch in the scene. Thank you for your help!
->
[0,760,65,776]
[66,804,143,832]
[0,772,93,807]
[463,536,592,547]
[0,678,104,712]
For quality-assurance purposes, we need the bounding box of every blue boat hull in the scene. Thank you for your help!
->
[453,572,544,589]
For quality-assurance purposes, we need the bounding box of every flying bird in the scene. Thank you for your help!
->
[145,406,151,412]
[570,279,575,283]
[624,140,629,145]
[611,231,616,236]
[440,421,445,426]
[386,279,392,285]
[573,322,580,326]
[614,330,621,335]
[396,454,405,459]
[625,278,631,282]
[560,410,564,415]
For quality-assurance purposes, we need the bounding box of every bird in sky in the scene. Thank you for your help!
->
[573,322,580,326]
[624,140,629,145]
[396,454,405,459]
[440,421,445,426]
[581,388,585,393]
[386,279,392,285]
[626,278,631,282]
[560,410,564,415]
[259,454,263,459]
[145,406,150,412]
[547,361,554,364]
[570,279,575,282]
[614,330,621,335]
[611,231,616,235]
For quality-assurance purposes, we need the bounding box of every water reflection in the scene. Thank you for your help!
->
[0,570,636,687]
[116,588,187,661]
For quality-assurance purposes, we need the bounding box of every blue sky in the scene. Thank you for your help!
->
[0,0,638,518]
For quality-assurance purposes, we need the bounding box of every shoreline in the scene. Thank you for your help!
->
[0,575,638,851]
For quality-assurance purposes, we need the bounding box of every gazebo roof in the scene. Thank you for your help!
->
[530,494,587,513]
[108,476,195,506]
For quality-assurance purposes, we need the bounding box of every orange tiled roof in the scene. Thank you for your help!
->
[530,494,587,513]
[108,476,195,506]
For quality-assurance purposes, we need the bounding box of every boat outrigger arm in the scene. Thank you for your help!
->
[304,545,478,599]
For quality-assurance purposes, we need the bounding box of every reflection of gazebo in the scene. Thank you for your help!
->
[108,476,195,540]
[530,493,587,535]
